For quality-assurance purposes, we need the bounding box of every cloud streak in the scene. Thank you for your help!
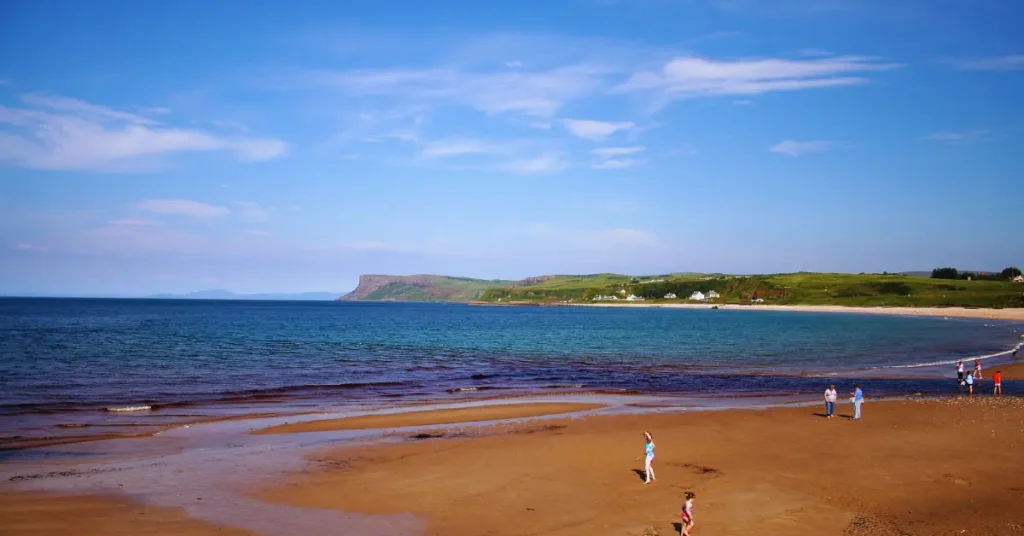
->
[562,119,635,141]
[614,55,900,107]
[297,64,612,118]
[132,199,230,218]
[924,129,989,143]
[769,139,843,156]
[946,55,1024,71]
[0,93,287,171]
[421,138,510,157]
[14,243,49,253]
[591,146,645,157]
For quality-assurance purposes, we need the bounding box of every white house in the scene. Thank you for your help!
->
[690,291,706,301]
[664,292,677,299]
[751,297,765,303]
[707,290,720,299]
[1014,275,1024,283]
[626,294,644,301]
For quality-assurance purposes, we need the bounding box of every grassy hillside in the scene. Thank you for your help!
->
[340,275,513,302]
[477,272,1024,308]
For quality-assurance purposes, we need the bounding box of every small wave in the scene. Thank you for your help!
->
[105,405,152,412]
[445,386,505,393]
[874,342,1023,370]
[541,384,585,389]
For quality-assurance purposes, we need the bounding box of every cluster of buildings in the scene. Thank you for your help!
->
[592,290,645,301]
[593,289,731,301]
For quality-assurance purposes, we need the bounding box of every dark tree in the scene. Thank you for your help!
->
[931,267,959,280]
[1001,267,1022,279]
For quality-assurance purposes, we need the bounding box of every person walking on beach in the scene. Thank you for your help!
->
[957,361,965,385]
[851,385,863,420]
[974,359,983,380]
[993,370,1002,396]
[680,491,696,535]
[824,384,838,418]
[642,431,656,484]
[965,371,974,394]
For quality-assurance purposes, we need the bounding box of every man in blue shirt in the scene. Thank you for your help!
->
[852,385,863,420]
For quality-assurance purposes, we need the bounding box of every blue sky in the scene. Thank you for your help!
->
[1,0,1022,295]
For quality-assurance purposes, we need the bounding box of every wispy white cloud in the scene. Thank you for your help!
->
[14,242,48,252]
[591,146,645,157]
[562,119,635,141]
[797,48,834,57]
[297,64,612,118]
[107,218,165,227]
[500,153,569,174]
[505,60,523,68]
[132,199,230,218]
[421,138,510,157]
[614,55,899,107]
[231,201,270,222]
[592,158,639,169]
[769,139,843,156]
[0,93,287,171]
[733,99,754,105]
[924,129,989,143]
[945,55,1024,71]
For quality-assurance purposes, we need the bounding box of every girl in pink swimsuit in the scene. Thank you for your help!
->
[680,491,695,535]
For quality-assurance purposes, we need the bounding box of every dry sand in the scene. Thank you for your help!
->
[582,302,1024,322]
[253,403,604,435]
[260,398,1024,536]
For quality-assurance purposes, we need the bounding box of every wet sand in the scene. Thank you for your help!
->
[582,302,1024,321]
[259,397,1024,536]
[0,411,315,451]
[253,403,604,435]
[0,492,255,535]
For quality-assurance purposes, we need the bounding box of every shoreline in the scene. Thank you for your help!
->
[3,395,1024,535]
[476,300,1024,321]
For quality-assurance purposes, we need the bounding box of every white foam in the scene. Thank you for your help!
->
[106,405,152,412]
[873,341,1022,370]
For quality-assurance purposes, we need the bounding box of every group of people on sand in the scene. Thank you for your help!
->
[640,431,696,535]
[823,384,863,419]
[957,359,1003,395]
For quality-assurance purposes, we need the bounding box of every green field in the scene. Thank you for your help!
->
[477,272,1024,308]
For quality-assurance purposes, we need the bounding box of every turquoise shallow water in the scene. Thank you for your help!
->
[0,298,1021,439]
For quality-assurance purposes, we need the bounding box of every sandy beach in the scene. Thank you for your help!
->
[581,302,1024,322]
[255,397,1024,536]
[3,396,1024,535]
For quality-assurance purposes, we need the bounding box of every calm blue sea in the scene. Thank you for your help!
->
[1,299,1021,441]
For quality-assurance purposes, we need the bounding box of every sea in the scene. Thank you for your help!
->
[1,298,1022,445]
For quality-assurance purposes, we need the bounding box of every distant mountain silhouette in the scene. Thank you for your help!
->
[149,290,342,301]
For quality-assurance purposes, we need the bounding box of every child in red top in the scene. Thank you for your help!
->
[993,370,1002,395]
[974,359,983,379]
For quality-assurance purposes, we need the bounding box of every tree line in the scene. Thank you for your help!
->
[931,267,1022,281]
